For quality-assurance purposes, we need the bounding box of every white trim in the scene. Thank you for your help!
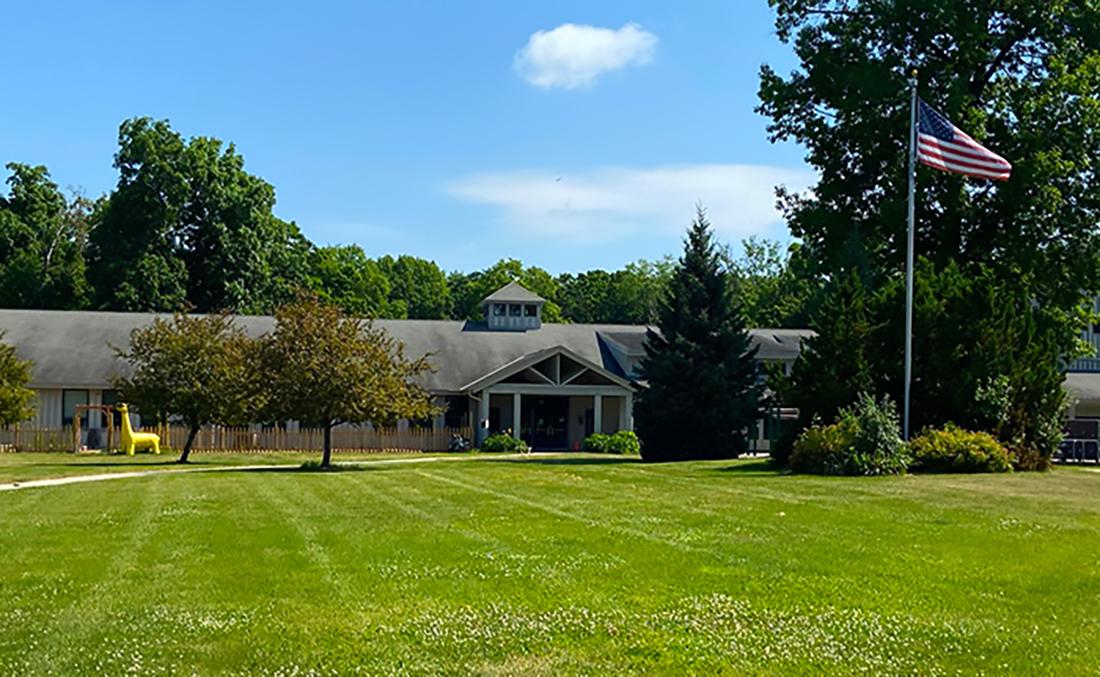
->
[461,345,634,392]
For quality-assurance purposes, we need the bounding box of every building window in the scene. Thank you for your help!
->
[492,303,506,316]
[62,389,89,428]
[524,304,537,317]
[101,390,123,428]
[509,304,521,316]
[442,396,470,429]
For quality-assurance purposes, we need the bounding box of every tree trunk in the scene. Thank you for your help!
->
[179,424,199,464]
[321,422,333,468]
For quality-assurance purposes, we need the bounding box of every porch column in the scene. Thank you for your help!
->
[624,392,634,431]
[477,391,490,444]
[512,392,522,440]
[593,394,603,435]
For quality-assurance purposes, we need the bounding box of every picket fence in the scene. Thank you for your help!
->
[0,425,472,454]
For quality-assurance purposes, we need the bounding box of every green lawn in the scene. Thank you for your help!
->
[0,454,1097,674]
[0,450,429,484]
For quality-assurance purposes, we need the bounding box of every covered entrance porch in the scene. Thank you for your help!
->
[465,346,635,450]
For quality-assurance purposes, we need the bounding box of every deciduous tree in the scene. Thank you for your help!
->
[378,255,452,319]
[307,245,393,318]
[88,118,311,313]
[0,163,91,309]
[260,295,435,468]
[0,331,35,427]
[114,312,259,463]
[758,0,1100,462]
[448,259,563,322]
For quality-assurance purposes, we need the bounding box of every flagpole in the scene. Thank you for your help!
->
[903,70,918,440]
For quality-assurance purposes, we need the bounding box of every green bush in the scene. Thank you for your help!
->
[609,430,641,454]
[583,433,612,452]
[583,430,641,454]
[789,393,909,476]
[480,433,529,453]
[789,419,857,473]
[909,425,1012,473]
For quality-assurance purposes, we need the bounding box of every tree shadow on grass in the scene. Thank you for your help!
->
[712,459,786,476]
[485,455,642,467]
[37,460,184,470]
[230,463,397,475]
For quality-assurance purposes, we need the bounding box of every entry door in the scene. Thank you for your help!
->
[525,397,569,450]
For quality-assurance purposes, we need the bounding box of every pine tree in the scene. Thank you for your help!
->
[770,269,878,465]
[635,208,762,461]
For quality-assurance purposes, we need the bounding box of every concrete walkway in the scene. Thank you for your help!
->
[0,452,563,493]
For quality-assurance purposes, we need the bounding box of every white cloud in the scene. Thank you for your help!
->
[445,164,815,242]
[514,23,658,89]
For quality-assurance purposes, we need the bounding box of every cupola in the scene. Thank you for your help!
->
[481,281,545,331]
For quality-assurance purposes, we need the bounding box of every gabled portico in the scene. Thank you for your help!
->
[463,346,635,449]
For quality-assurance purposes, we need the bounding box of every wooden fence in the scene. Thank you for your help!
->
[0,425,472,454]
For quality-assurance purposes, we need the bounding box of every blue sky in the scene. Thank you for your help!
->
[1,1,811,273]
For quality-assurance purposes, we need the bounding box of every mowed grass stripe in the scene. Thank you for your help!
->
[1,455,1099,673]
[24,480,160,674]
[414,467,695,548]
[431,460,1098,625]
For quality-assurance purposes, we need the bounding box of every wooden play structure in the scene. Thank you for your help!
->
[71,403,160,455]
[72,403,115,453]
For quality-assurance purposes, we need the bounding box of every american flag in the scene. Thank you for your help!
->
[917,99,1012,181]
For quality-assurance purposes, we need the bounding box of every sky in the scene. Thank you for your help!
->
[1,1,812,274]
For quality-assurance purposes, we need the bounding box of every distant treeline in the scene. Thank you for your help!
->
[0,118,812,328]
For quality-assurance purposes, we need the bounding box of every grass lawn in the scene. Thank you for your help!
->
[0,450,431,484]
[0,454,1097,674]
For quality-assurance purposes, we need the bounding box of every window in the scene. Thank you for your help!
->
[101,390,123,428]
[62,389,89,428]
[509,304,521,316]
[443,396,469,429]
[492,303,506,316]
[524,304,537,317]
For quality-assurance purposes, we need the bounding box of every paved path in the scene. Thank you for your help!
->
[0,452,563,493]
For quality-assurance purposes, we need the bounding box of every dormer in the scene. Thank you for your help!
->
[481,281,545,331]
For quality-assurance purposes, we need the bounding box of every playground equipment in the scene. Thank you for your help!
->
[72,404,116,453]
[117,403,161,456]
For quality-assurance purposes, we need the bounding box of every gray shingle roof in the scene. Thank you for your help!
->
[0,309,813,393]
[480,281,546,304]
[600,327,814,361]
[0,309,645,393]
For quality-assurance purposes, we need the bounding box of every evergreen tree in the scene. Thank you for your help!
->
[635,208,763,461]
[771,269,877,465]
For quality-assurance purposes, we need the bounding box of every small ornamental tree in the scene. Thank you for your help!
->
[0,331,35,427]
[260,294,435,468]
[114,312,258,463]
[635,208,763,461]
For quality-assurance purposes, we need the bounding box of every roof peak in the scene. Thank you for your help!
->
[480,281,546,304]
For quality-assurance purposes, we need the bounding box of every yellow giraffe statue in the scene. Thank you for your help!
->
[116,403,161,456]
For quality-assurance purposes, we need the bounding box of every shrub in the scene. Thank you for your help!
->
[1007,445,1051,472]
[908,425,1012,473]
[789,393,908,476]
[583,433,612,452]
[583,430,642,454]
[789,419,857,474]
[480,433,529,453]
[609,430,641,455]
